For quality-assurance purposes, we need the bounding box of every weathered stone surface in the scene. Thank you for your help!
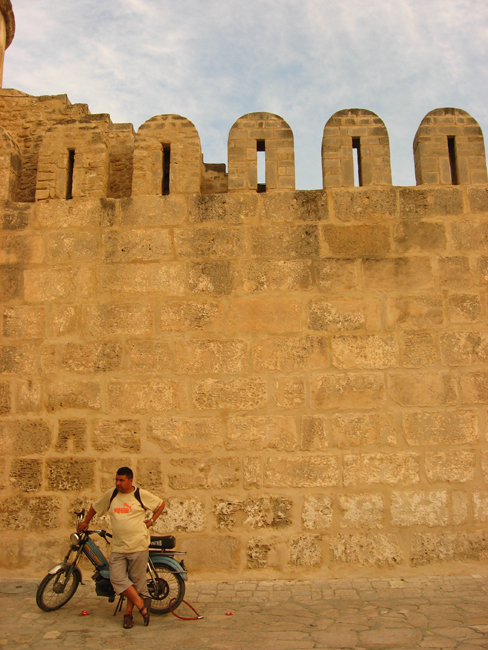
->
[169,457,240,490]
[127,340,172,373]
[302,495,333,530]
[473,492,488,523]
[189,193,257,223]
[339,493,384,528]
[148,416,222,452]
[174,227,244,258]
[329,534,403,567]
[83,303,153,337]
[189,261,234,295]
[0,419,51,455]
[288,534,322,566]
[410,531,488,566]
[403,410,478,445]
[9,459,42,492]
[252,336,328,372]
[136,458,163,492]
[243,456,262,489]
[102,229,171,262]
[225,415,296,451]
[0,496,60,531]
[36,198,116,228]
[440,331,488,366]
[300,415,329,450]
[120,196,186,227]
[387,295,444,329]
[451,220,488,251]
[425,451,476,483]
[55,419,87,452]
[247,537,275,569]
[174,339,247,374]
[0,266,22,301]
[229,298,300,333]
[100,263,186,296]
[272,376,305,409]
[0,233,44,264]
[0,345,37,375]
[159,300,222,331]
[1,202,31,231]
[45,231,99,262]
[468,187,488,212]
[261,190,328,222]
[193,378,267,411]
[242,260,313,292]
[447,294,482,323]
[49,305,79,338]
[92,419,141,453]
[2,306,45,339]
[250,225,319,258]
[461,372,488,403]
[308,297,380,332]
[214,496,292,530]
[314,258,358,292]
[401,332,437,367]
[61,341,122,373]
[46,380,101,411]
[312,630,359,647]
[99,458,130,491]
[24,266,95,303]
[332,187,397,222]
[359,628,422,647]
[46,458,95,491]
[156,497,206,533]
[311,372,385,409]
[438,256,472,289]
[394,221,447,252]
[343,453,420,486]
[264,456,339,487]
[452,491,469,525]
[363,257,434,290]
[399,187,464,218]
[180,536,239,571]
[391,490,448,526]
[478,256,488,284]
[0,381,11,414]
[108,379,188,413]
[388,370,457,406]
[321,224,390,256]
[332,412,396,448]
[332,335,398,369]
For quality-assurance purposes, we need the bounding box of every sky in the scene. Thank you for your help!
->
[4,0,488,190]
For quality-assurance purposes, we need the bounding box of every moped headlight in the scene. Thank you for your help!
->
[70,533,81,545]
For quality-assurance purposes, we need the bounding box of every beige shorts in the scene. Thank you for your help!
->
[109,550,149,596]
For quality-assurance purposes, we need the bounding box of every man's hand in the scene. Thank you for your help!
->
[78,521,88,534]
[144,518,153,529]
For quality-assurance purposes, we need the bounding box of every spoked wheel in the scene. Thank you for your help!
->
[147,565,185,615]
[36,568,80,612]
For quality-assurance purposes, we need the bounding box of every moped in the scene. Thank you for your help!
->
[36,509,187,615]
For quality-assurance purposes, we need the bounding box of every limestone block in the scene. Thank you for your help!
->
[229,298,300,333]
[482,452,488,481]
[302,495,333,530]
[100,263,186,296]
[468,187,488,212]
[127,340,171,373]
[391,490,448,526]
[272,376,305,409]
[451,221,488,251]
[332,412,396,448]
[0,233,44,264]
[0,345,37,375]
[190,193,258,223]
[91,419,141,453]
[344,453,419,487]
[174,227,244,258]
[307,297,380,332]
[478,256,488,283]
[189,261,235,295]
[108,379,188,413]
[46,458,95,491]
[55,419,87,452]
[363,257,434,291]
[250,225,319,259]
[330,533,403,567]
[0,380,10,414]
[438,256,471,289]
[247,537,275,569]
[264,456,339,488]
[300,415,329,450]
[461,372,488,403]
[339,494,384,529]
[168,457,240,490]
[387,295,444,329]
[331,188,397,222]
[2,306,45,340]
[452,491,468,525]
[36,199,116,229]
[49,305,79,338]
[403,410,478,445]
[393,222,447,253]
[83,303,153,337]
[136,458,163,492]
[321,224,390,256]
[332,335,398,369]
[401,332,437,367]
[314,258,358,292]
[311,372,385,409]
[410,531,488,566]
[0,496,60,531]
[193,378,267,411]
[387,370,457,406]
[252,336,328,372]
[0,266,22,301]
[0,458,5,490]
[288,535,322,566]
[24,266,95,303]
[425,451,476,483]
[0,419,51,455]
[179,536,239,571]
[225,415,296,451]
[243,456,262,489]
[159,300,222,332]
[0,202,31,231]
[399,188,463,218]
[242,260,312,293]
[46,380,101,411]
[473,492,488,523]
[99,458,130,491]
[9,459,42,492]
[120,196,187,227]
[214,496,292,530]
[61,341,122,373]
[155,497,205,533]
[447,294,482,323]
[174,339,247,375]
[40,344,56,375]
[45,231,99,263]
[440,332,488,366]
[260,190,328,222]
[102,229,171,262]
[148,416,223,452]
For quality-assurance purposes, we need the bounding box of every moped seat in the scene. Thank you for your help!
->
[149,535,176,550]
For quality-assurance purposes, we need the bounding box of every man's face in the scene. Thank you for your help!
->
[115,474,133,493]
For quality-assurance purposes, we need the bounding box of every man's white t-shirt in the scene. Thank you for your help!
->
[93,488,163,553]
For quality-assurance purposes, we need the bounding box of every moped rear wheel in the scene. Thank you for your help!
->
[147,565,185,615]
[36,568,80,612]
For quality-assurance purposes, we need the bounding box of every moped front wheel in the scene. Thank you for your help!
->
[147,565,185,615]
[36,567,80,612]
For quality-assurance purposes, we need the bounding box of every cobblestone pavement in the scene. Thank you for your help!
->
[1,574,488,649]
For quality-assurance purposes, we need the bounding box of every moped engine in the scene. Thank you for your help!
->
[94,574,115,601]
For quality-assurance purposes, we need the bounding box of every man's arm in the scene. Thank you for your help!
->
[145,500,165,529]
[78,505,96,533]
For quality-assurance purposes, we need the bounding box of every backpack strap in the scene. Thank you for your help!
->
[109,487,118,505]
[109,486,146,510]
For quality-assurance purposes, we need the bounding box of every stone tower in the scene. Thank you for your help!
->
[0,0,14,87]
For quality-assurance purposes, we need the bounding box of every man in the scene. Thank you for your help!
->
[78,467,165,628]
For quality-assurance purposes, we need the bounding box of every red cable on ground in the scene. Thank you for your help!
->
[169,598,204,620]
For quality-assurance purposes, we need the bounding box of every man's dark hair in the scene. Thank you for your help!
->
[116,466,133,480]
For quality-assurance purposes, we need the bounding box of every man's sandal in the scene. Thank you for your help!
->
[139,606,150,626]
[123,614,134,629]
[139,595,151,626]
